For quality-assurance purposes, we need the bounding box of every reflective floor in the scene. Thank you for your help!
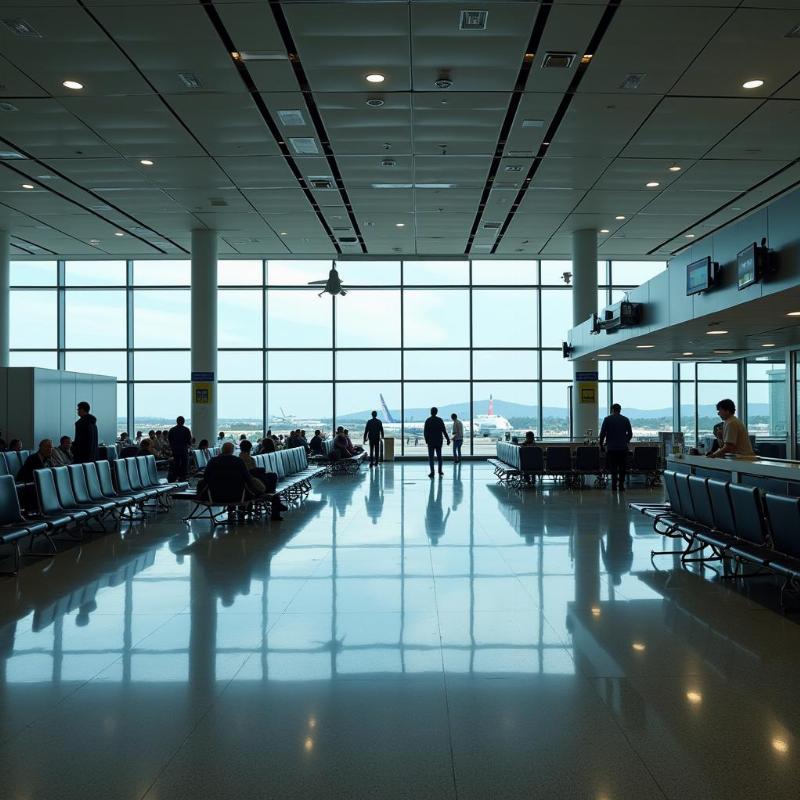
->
[1,463,799,799]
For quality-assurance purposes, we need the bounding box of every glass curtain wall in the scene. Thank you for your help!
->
[10,257,683,454]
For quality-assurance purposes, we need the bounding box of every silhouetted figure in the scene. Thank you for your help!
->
[424,407,450,478]
[168,415,192,481]
[599,403,632,492]
[363,410,384,468]
[73,401,98,464]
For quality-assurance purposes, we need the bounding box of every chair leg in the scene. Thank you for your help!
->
[0,542,20,576]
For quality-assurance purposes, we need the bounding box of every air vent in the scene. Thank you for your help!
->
[308,177,334,190]
[0,102,19,112]
[209,198,228,207]
[521,119,544,128]
[483,222,502,229]
[1,18,42,38]
[332,227,351,232]
[178,72,202,89]
[542,52,576,69]
[459,10,488,30]
[381,159,396,167]
[366,98,385,107]
[620,73,646,90]
[786,23,800,38]
[277,109,305,126]
[504,165,522,172]
[0,150,23,159]
[289,137,319,155]
[339,236,358,243]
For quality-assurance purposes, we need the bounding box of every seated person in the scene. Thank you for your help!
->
[198,438,210,452]
[309,430,324,455]
[258,436,275,454]
[118,432,130,447]
[333,427,354,458]
[8,438,22,452]
[139,439,155,456]
[344,428,363,454]
[239,439,257,472]
[50,435,73,467]
[299,430,310,452]
[709,422,724,455]
[16,439,54,483]
[519,430,537,483]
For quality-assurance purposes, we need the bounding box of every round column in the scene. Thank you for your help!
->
[0,231,9,368]
[571,229,599,439]
[191,229,218,443]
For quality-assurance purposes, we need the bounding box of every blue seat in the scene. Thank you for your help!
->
[0,474,53,575]
[33,468,86,528]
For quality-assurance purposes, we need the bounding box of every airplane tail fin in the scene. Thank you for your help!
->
[488,394,494,416]
[379,393,395,424]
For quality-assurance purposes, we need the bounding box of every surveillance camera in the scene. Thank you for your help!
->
[562,271,572,284]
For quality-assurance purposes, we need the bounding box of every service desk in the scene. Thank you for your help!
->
[666,453,800,497]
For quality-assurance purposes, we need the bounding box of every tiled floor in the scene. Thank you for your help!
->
[1,463,799,799]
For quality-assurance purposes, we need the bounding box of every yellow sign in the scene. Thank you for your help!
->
[193,382,212,405]
[578,382,597,404]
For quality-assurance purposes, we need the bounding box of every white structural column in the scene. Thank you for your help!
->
[571,229,599,438]
[0,231,9,368]
[191,229,218,443]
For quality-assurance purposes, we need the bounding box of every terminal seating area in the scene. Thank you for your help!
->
[316,438,367,474]
[0,454,186,576]
[632,469,800,608]
[490,442,661,489]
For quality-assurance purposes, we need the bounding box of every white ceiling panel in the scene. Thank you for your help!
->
[533,156,613,191]
[215,156,299,190]
[706,100,800,160]
[573,190,658,215]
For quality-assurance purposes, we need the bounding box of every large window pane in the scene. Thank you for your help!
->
[268,383,332,433]
[403,260,468,285]
[219,351,263,381]
[472,260,536,285]
[66,351,127,380]
[542,382,570,438]
[336,260,400,285]
[133,383,190,427]
[698,363,737,380]
[133,260,190,286]
[680,382,696,447]
[541,350,572,380]
[472,289,537,347]
[133,290,190,347]
[267,260,332,286]
[65,260,126,286]
[473,350,537,380]
[610,383,673,438]
[746,356,786,441]
[335,290,400,348]
[267,289,331,348]
[336,351,398,381]
[218,384,263,432]
[219,260,263,286]
[65,290,126,348]
[611,260,666,286]
[473,382,537,454]
[403,290,469,347]
[697,382,737,440]
[612,360,672,381]
[218,290,263,348]
[117,384,128,433]
[133,351,190,381]
[540,261,572,285]
[10,290,57,348]
[402,382,469,455]
[540,289,573,348]
[9,351,57,368]
[404,350,469,380]
[10,260,56,286]
[336,383,401,429]
[268,350,331,381]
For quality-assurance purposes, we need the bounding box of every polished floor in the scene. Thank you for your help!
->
[1,463,799,799]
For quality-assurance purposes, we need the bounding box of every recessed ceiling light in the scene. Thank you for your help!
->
[395,222,405,227]
[772,738,789,754]
[21,183,34,189]
[632,642,646,651]
[542,141,550,146]
[114,231,124,237]
[706,330,728,335]
[686,691,703,704]
[599,228,610,233]
[280,231,287,236]
[646,181,660,188]
[365,73,385,84]
[669,164,682,172]
[762,343,776,347]
[787,311,800,317]
[597,353,611,357]
[714,349,733,354]
[62,79,83,90]
[140,159,154,166]
[742,79,764,89]
[685,234,695,238]
[636,344,655,349]
[682,352,694,356]
[615,215,625,220]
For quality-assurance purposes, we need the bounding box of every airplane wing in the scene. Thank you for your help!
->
[307,280,327,285]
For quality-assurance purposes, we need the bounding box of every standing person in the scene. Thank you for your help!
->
[72,401,99,464]
[168,415,193,481]
[599,403,633,492]
[450,413,464,464]
[363,411,384,468]
[424,407,450,478]
[708,399,754,458]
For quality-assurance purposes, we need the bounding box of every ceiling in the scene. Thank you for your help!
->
[1,1,800,260]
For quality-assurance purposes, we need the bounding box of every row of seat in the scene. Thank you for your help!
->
[252,448,326,500]
[316,439,366,473]
[490,442,661,488]
[0,449,31,478]
[0,455,186,575]
[634,470,800,607]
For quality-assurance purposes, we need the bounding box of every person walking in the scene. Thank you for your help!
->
[599,403,633,492]
[450,412,464,464]
[363,410,384,468]
[72,401,99,464]
[424,407,450,478]
[168,415,193,481]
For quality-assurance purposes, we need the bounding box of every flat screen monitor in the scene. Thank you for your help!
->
[686,257,712,295]
[737,243,757,290]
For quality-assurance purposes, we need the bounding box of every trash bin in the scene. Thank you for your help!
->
[383,437,395,462]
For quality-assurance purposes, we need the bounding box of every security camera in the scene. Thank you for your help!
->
[562,271,572,284]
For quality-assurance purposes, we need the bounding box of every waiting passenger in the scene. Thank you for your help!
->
[118,432,130,446]
[519,430,537,484]
[310,430,324,455]
[73,401,98,464]
[599,403,633,492]
[239,440,285,520]
[168,416,193,481]
[8,438,22,452]
[299,430,310,452]
[363,411,384,468]
[50,436,73,467]
[708,398,753,458]
[217,431,226,447]
[424,407,450,478]
[0,438,6,451]
[334,427,354,459]
[258,436,276,454]
[17,439,54,483]
[198,438,210,453]
[240,434,248,442]
[450,413,464,464]
[239,439,257,472]
[139,439,155,456]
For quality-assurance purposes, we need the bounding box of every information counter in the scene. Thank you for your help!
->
[666,453,800,496]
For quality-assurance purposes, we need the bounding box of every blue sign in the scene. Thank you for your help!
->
[575,371,598,381]
[191,372,215,382]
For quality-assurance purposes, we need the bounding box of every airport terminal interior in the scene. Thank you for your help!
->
[2,1,800,798]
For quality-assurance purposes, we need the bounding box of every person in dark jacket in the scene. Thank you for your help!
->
[363,411,384,468]
[198,442,264,502]
[168,416,193,481]
[73,401,98,464]
[424,407,450,478]
[16,439,54,483]
[309,431,323,455]
[599,403,633,492]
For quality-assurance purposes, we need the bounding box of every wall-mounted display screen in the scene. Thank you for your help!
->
[737,243,758,290]
[686,257,714,295]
